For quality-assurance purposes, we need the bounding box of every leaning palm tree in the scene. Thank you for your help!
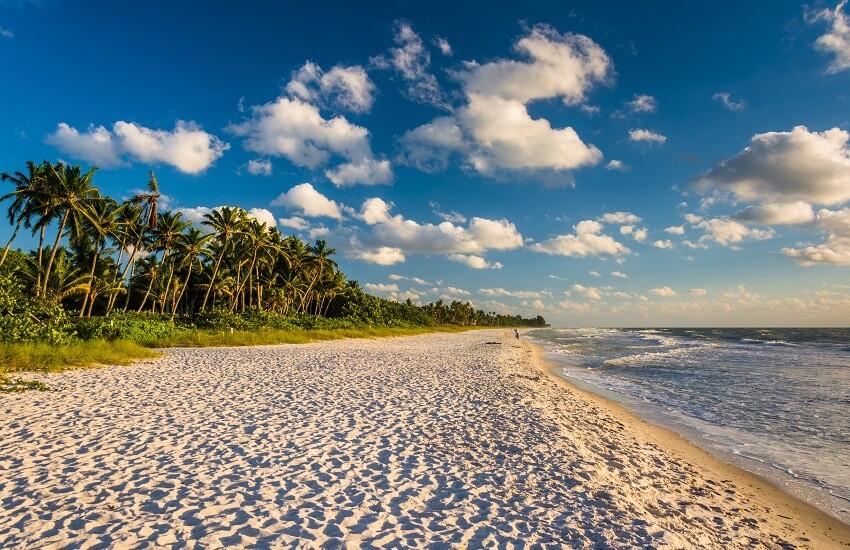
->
[150,211,191,312]
[128,171,162,231]
[200,206,246,311]
[301,239,337,313]
[79,198,122,316]
[0,161,46,268]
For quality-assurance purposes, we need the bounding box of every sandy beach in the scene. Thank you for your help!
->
[1,330,849,548]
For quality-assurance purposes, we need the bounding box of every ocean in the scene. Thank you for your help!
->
[526,327,850,524]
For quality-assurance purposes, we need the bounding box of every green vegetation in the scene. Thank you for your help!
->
[0,160,546,389]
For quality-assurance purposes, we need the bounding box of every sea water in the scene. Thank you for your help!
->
[526,327,850,524]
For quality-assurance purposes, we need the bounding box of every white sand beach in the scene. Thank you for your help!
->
[1,330,849,548]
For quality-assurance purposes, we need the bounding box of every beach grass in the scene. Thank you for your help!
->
[149,325,477,348]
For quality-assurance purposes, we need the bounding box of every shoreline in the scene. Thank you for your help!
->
[522,337,850,547]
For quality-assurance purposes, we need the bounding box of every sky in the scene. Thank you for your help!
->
[1,0,850,326]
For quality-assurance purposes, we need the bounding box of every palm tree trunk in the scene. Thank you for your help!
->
[0,220,22,268]
[172,263,194,317]
[137,275,156,313]
[104,245,125,315]
[35,226,46,297]
[201,243,226,312]
[42,210,70,295]
[80,240,101,317]
[120,232,145,311]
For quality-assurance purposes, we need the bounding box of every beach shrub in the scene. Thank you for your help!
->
[0,273,76,345]
[72,313,188,343]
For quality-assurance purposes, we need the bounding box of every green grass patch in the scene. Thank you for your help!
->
[150,325,476,348]
[0,339,160,375]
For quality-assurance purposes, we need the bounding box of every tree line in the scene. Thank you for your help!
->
[0,161,547,328]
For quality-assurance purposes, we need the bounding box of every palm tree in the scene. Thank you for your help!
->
[171,227,212,316]
[79,198,122,316]
[0,161,46,268]
[129,171,162,231]
[200,206,245,311]
[150,211,190,312]
[34,163,100,296]
[301,239,337,313]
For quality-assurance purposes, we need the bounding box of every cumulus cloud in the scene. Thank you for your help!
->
[571,284,602,300]
[665,225,685,234]
[691,288,708,295]
[177,205,274,228]
[807,0,850,73]
[479,288,552,299]
[782,207,850,265]
[598,211,641,224]
[228,96,391,186]
[626,94,657,113]
[325,158,393,187]
[628,128,666,144]
[605,159,628,171]
[531,220,630,258]
[271,183,346,220]
[371,21,447,108]
[286,61,376,113]
[733,201,815,225]
[690,126,850,206]
[652,239,675,249]
[712,92,747,111]
[620,225,648,242]
[696,218,775,246]
[364,283,399,293]
[650,286,677,297]
[434,37,452,56]
[447,253,503,269]
[399,24,610,180]
[612,270,628,278]
[46,121,228,174]
[246,208,276,228]
[278,216,311,231]
[352,245,406,265]
[244,158,272,176]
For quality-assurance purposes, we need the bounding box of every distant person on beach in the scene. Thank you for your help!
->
[514,329,520,339]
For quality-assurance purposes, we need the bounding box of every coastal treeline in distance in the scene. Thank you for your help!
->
[0,161,547,352]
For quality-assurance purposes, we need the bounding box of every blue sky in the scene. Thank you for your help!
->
[2,0,850,326]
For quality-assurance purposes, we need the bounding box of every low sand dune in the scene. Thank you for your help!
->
[1,330,848,548]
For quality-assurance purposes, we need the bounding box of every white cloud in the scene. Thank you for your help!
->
[652,239,675,249]
[571,284,602,300]
[456,93,602,175]
[690,126,850,206]
[531,220,630,258]
[0,27,13,39]
[447,254,503,269]
[244,158,272,176]
[598,211,641,224]
[359,197,395,225]
[278,216,311,231]
[696,218,775,246]
[325,158,393,187]
[665,225,685,234]
[434,37,452,56]
[286,61,376,113]
[46,121,228,174]
[733,201,815,225]
[271,183,346,220]
[712,92,747,111]
[455,25,613,105]
[628,128,667,144]
[620,225,648,242]
[365,283,399,293]
[400,25,610,180]
[589,270,601,277]
[580,104,601,116]
[612,270,628,278]
[228,96,391,186]
[479,288,552,299]
[650,286,677,297]
[371,21,447,108]
[353,246,406,265]
[444,286,470,296]
[398,117,466,173]
[807,0,850,73]
[430,202,467,224]
[246,208,276,228]
[691,288,708,295]
[782,207,850,265]
[605,159,628,171]
[626,94,657,113]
